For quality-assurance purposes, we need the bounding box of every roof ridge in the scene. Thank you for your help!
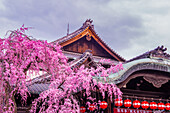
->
[126,45,170,62]
[51,27,86,44]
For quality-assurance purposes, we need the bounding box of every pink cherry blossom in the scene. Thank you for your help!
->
[0,26,123,113]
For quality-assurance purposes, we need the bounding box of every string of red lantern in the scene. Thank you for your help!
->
[114,98,170,111]
[80,101,108,112]
[80,99,170,112]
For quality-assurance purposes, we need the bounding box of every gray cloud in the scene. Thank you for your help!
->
[0,0,170,60]
[95,13,146,50]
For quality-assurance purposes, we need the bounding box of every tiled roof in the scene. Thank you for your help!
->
[126,45,170,63]
[94,58,170,85]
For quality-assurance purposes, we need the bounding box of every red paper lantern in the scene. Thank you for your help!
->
[124,99,132,108]
[133,100,140,108]
[89,104,96,111]
[115,98,123,107]
[165,103,170,110]
[100,101,108,109]
[157,102,165,110]
[150,102,157,109]
[80,106,86,113]
[141,101,149,109]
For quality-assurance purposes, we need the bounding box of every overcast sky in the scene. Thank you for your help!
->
[0,0,170,60]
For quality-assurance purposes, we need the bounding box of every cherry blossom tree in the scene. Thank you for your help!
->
[0,25,68,113]
[0,26,123,113]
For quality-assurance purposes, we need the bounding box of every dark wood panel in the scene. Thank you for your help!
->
[63,36,117,60]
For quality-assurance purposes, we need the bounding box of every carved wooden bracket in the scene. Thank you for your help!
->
[86,34,91,41]
[143,76,169,88]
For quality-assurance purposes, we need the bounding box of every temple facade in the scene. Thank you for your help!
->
[18,19,170,113]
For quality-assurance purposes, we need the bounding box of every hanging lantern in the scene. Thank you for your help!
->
[124,99,132,108]
[157,102,165,110]
[89,104,96,111]
[80,106,86,113]
[115,98,123,107]
[100,101,108,109]
[150,102,157,109]
[165,103,170,110]
[133,100,140,109]
[141,101,149,109]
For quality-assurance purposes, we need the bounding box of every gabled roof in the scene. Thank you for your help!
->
[52,19,125,62]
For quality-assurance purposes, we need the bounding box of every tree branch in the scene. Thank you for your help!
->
[57,80,65,91]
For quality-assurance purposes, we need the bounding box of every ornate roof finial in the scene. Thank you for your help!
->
[150,45,170,59]
[82,19,94,29]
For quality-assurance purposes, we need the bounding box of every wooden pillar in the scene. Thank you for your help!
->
[104,93,112,113]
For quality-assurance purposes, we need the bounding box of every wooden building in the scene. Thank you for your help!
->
[110,46,170,113]
[18,19,170,113]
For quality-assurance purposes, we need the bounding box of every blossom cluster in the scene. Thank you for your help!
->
[0,26,123,113]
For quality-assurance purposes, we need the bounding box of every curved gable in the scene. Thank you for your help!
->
[52,19,125,62]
